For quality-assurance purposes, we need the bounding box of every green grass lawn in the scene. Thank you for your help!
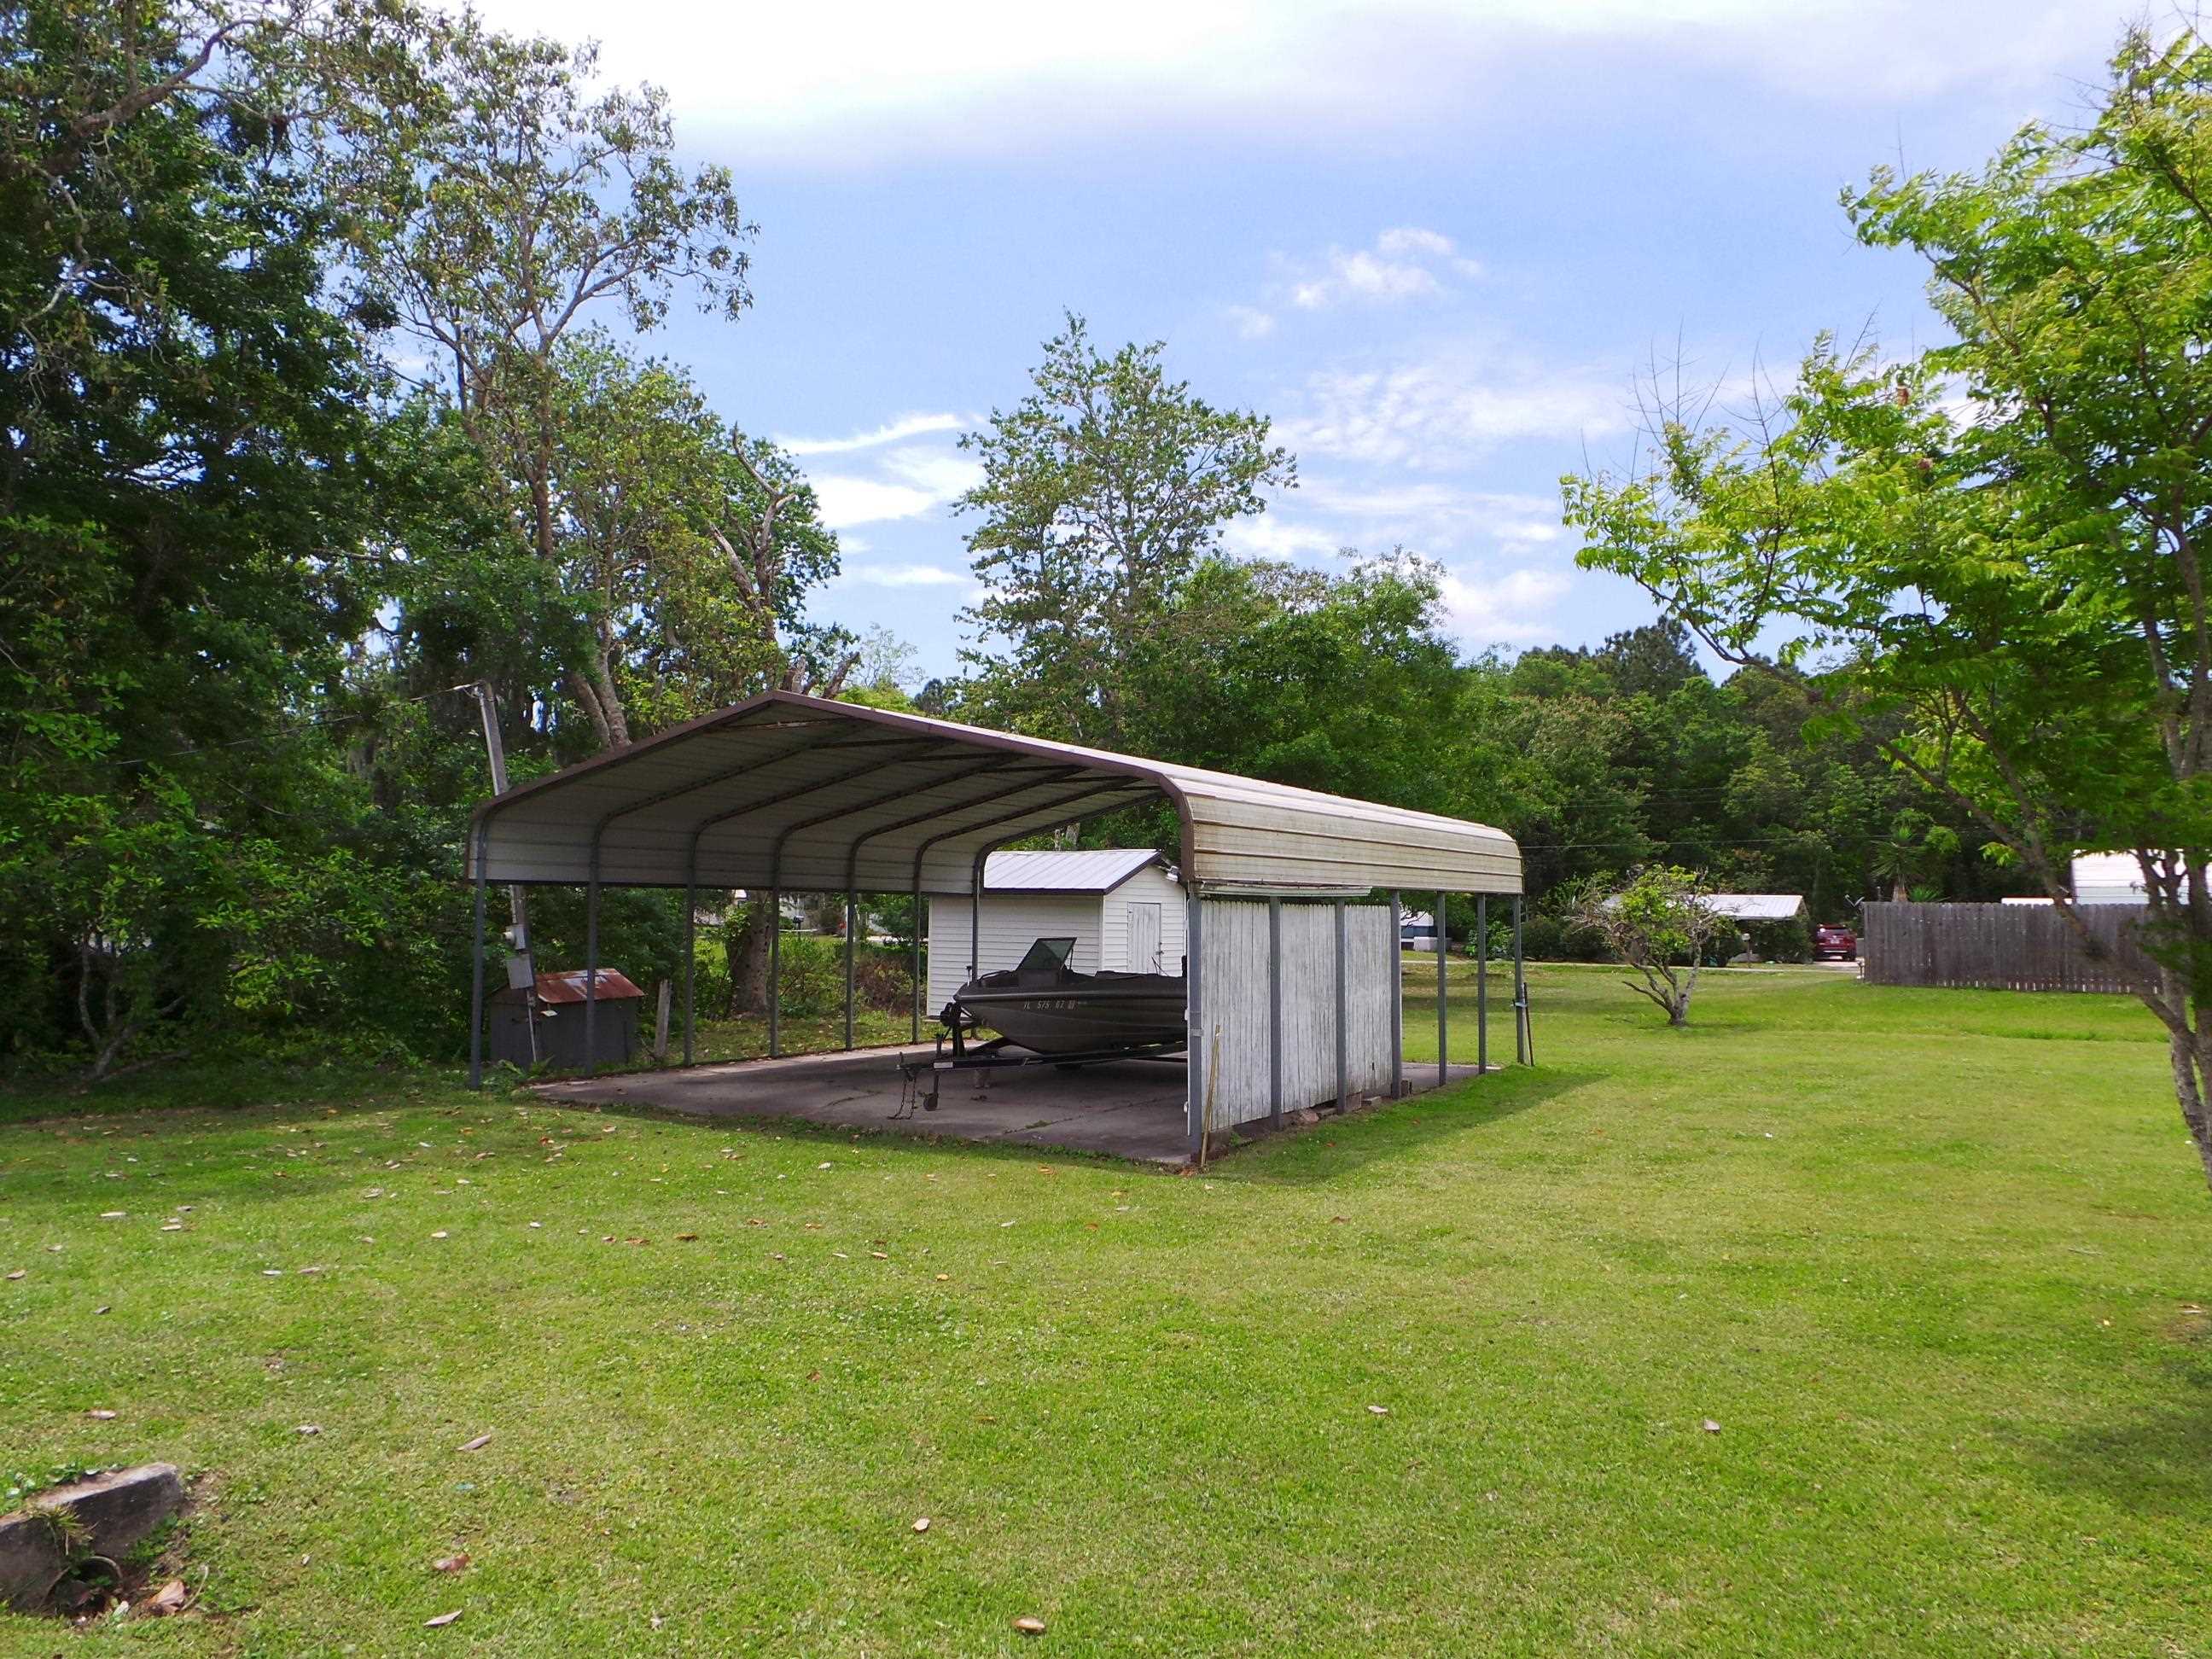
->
[3,968,2208,1655]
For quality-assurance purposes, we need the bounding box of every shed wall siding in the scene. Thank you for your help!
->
[1197,899,1394,1128]
[925,895,1101,1011]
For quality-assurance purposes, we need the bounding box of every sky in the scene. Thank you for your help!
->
[471,0,2132,682]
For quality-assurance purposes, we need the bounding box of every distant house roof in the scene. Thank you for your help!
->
[1705,894,1807,922]
[976,848,1170,894]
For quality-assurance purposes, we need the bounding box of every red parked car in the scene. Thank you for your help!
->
[1813,923,1857,962]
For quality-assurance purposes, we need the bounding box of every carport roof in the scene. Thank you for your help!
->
[468,691,1522,897]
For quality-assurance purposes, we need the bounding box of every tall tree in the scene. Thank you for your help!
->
[342,18,753,748]
[957,314,1295,748]
[1565,24,2212,1190]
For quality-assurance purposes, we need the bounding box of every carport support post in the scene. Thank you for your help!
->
[1333,899,1348,1109]
[1186,887,1205,1161]
[842,890,857,1051]
[1267,899,1283,1127]
[969,850,985,981]
[911,871,923,1041]
[768,889,782,1058]
[584,873,601,1080]
[1436,890,1449,1088]
[1388,891,1403,1097]
[1514,894,1529,1065]
[1477,894,1488,1075]
[681,869,696,1067]
[468,843,486,1091]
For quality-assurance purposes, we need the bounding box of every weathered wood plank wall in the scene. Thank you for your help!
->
[1861,902,2157,993]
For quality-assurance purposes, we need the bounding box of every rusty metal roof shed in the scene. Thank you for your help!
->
[467,691,1521,898]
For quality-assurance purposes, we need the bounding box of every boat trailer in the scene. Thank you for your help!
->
[891,1014,1186,1120]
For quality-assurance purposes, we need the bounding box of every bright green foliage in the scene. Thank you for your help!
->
[958,314,1294,750]
[1569,864,1735,1025]
[1564,23,2212,1188]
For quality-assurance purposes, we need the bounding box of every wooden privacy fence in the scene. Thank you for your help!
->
[1861,902,2157,993]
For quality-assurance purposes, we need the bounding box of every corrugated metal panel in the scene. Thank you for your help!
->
[469,692,1520,898]
[1199,899,1393,1127]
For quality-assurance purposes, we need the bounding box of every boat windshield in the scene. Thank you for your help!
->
[1015,937,1078,974]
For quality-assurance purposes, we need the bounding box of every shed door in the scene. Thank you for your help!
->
[1127,902,1162,973]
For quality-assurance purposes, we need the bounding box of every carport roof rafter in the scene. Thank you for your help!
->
[469,690,1522,896]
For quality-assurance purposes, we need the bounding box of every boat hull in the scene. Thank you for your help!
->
[952,975,1187,1056]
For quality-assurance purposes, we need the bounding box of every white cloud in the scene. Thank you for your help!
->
[806,440,983,528]
[468,1,2112,160]
[878,445,984,498]
[812,476,942,528]
[778,412,966,455]
[1438,566,1574,644]
[1222,516,1344,561]
[1281,228,1476,312]
[1225,305,1277,340]
[840,562,970,587]
[1278,346,1627,468]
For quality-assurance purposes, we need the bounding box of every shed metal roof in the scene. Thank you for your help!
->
[468,691,1522,897]
[1706,894,1807,922]
[969,848,1167,894]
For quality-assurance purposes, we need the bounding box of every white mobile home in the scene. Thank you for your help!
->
[925,849,1185,1015]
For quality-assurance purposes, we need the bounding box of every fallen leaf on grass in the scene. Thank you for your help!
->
[870,1251,888,1260]
[1367,1405,1389,1417]
[457,1433,492,1452]
[934,1274,951,1282]
[297,1423,322,1435]
[675,1233,698,1243]
[911,1516,930,1533]
[1700,1419,1721,1434]
[143,1577,189,1615]
[433,1553,469,1574]
[101,1211,127,1220]
[1013,1616,1046,1635]
[4,1270,22,1281]
[88,1408,117,1420]
[430,1231,449,1240]
[425,1609,462,1628]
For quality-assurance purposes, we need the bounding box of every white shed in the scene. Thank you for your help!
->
[926,849,1185,1013]
[2071,852,2146,905]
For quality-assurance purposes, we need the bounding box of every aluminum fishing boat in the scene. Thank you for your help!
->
[944,936,1186,1057]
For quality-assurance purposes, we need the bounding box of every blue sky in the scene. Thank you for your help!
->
[474,0,2129,682]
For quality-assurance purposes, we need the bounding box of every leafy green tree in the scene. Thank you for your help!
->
[1569,867,1735,1026]
[341,18,754,749]
[1565,24,2212,1189]
[958,314,1294,748]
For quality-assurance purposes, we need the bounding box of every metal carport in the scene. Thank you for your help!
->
[465,690,1528,1158]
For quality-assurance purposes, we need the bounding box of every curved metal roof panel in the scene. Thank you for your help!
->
[468,692,1521,897]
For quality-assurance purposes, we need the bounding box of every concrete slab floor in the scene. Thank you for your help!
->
[532,1047,1492,1165]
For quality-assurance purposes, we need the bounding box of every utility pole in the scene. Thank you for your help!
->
[466,681,538,1061]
